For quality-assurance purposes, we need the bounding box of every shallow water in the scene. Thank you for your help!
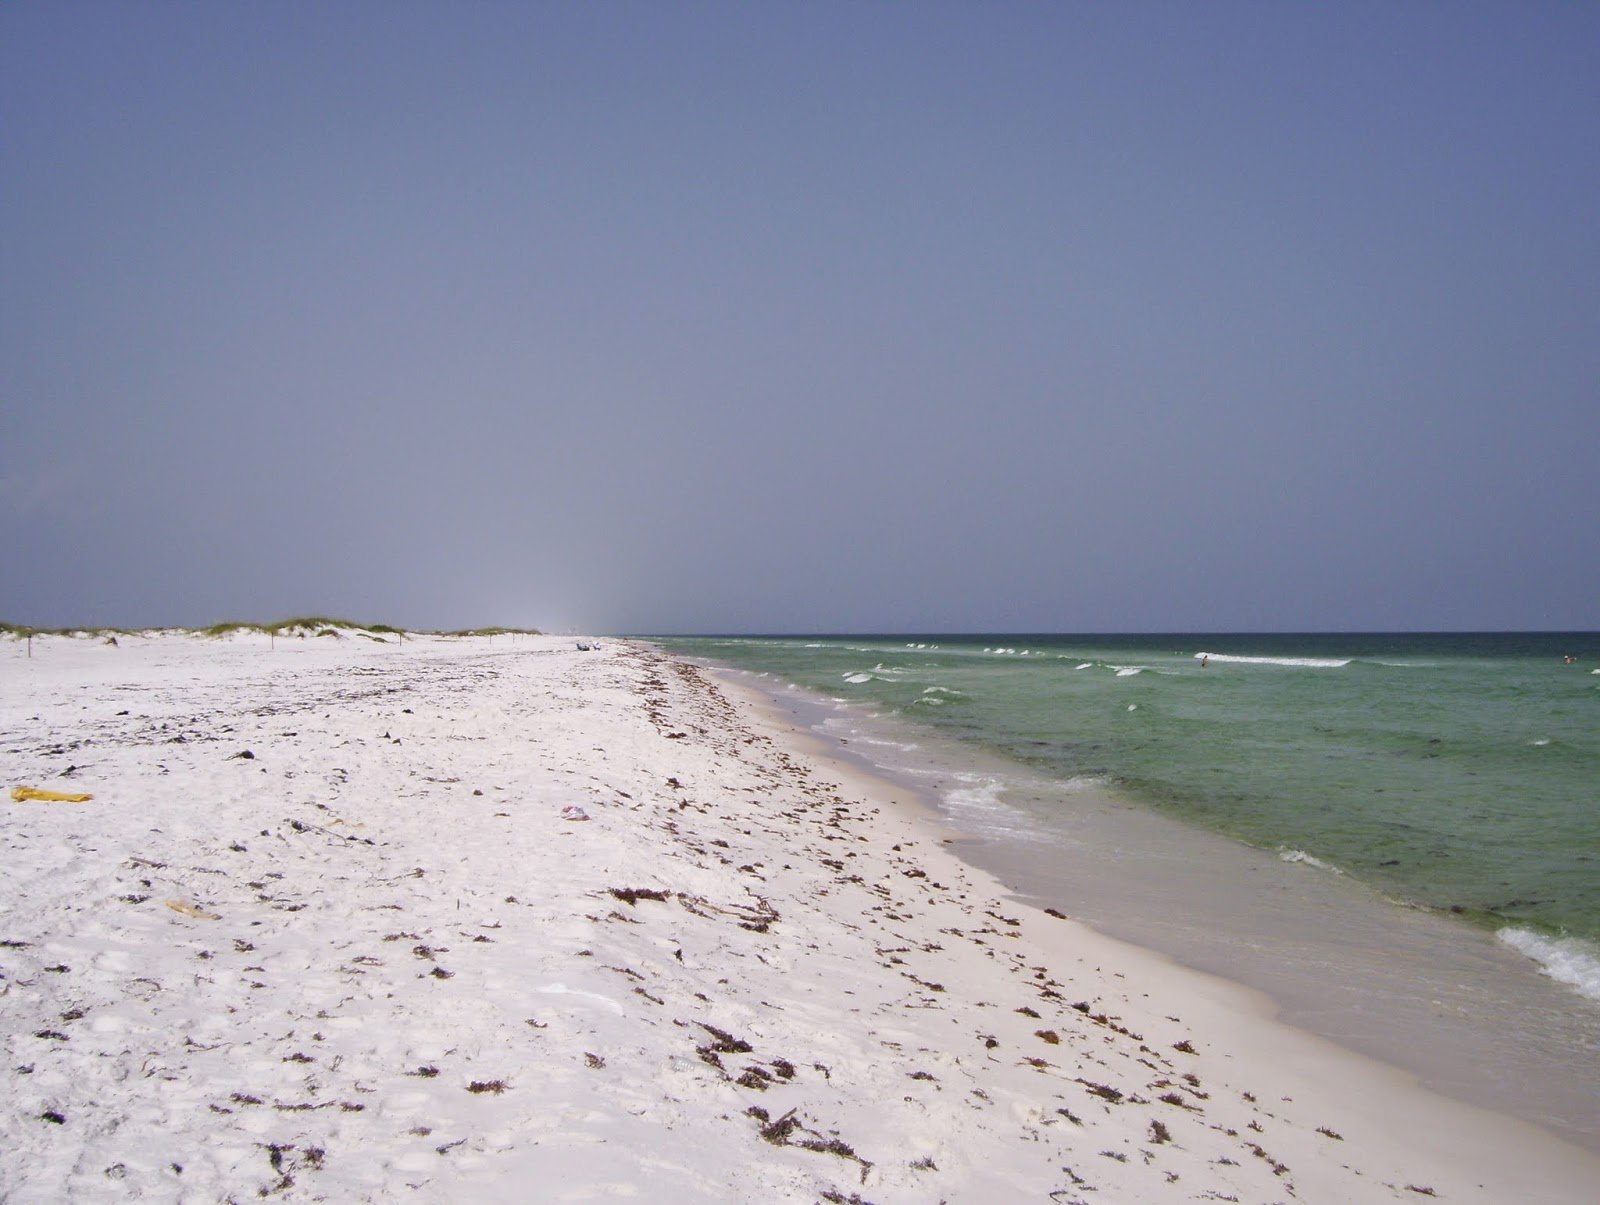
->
[656,633,1600,1152]
[660,634,1600,974]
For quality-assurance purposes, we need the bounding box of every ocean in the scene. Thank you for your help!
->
[653,632,1600,1148]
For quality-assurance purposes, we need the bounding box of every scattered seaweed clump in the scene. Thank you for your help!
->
[608,886,672,906]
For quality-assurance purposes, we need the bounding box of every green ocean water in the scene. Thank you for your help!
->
[655,633,1600,999]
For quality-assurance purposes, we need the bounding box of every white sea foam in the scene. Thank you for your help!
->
[1278,848,1344,874]
[842,672,874,684]
[1113,666,1144,677]
[1075,663,1093,670]
[1498,928,1600,1003]
[938,775,1058,843]
[1196,652,1351,668]
[943,776,1007,815]
[851,735,921,752]
[1532,738,1551,747]
[1060,774,1111,793]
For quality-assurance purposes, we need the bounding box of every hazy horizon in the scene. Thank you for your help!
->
[9,620,1600,638]
[5,4,1595,634]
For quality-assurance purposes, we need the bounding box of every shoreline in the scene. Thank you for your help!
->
[661,646,1600,1197]
[697,656,1600,1157]
[3,631,1597,1200]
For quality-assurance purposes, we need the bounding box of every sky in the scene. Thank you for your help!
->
[3,2,1595,634]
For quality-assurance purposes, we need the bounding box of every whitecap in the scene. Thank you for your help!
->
[1498,928,1600,1004]
[1113,666,1144,677]
[1196,652,1351,669]
[1075,663,1093,671]
[842,672,873,684]
[1532,739,1551,747]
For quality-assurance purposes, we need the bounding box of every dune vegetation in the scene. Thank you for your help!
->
[2,618,542,640]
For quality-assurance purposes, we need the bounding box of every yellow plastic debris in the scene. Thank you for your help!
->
[164,900,220,920]
[11,786,94,803]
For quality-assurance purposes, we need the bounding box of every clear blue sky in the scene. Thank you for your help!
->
[3,2,1595,633]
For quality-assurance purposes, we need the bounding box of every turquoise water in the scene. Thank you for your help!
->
[655,633,1600,998]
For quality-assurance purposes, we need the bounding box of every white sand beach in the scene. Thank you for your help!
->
[3,630,1596,1202]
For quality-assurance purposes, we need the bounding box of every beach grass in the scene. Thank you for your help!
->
[3,618,543,639]
[2,621,139,639]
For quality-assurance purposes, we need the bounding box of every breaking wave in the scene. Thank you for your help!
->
[1197,652,1352,668]
[943,776,1006,816]
[1278,848,1344,874]
[1498,928,1600,1004]
[842,665,907,684]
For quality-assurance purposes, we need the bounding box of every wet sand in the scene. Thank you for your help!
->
[726,665,1600,1157]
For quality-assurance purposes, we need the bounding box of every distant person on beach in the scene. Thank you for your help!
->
[1201,655,1209,669]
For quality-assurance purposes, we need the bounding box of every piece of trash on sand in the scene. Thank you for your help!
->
[164,900,221,920]
[560,805,590,822]
[11,786,94,803]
